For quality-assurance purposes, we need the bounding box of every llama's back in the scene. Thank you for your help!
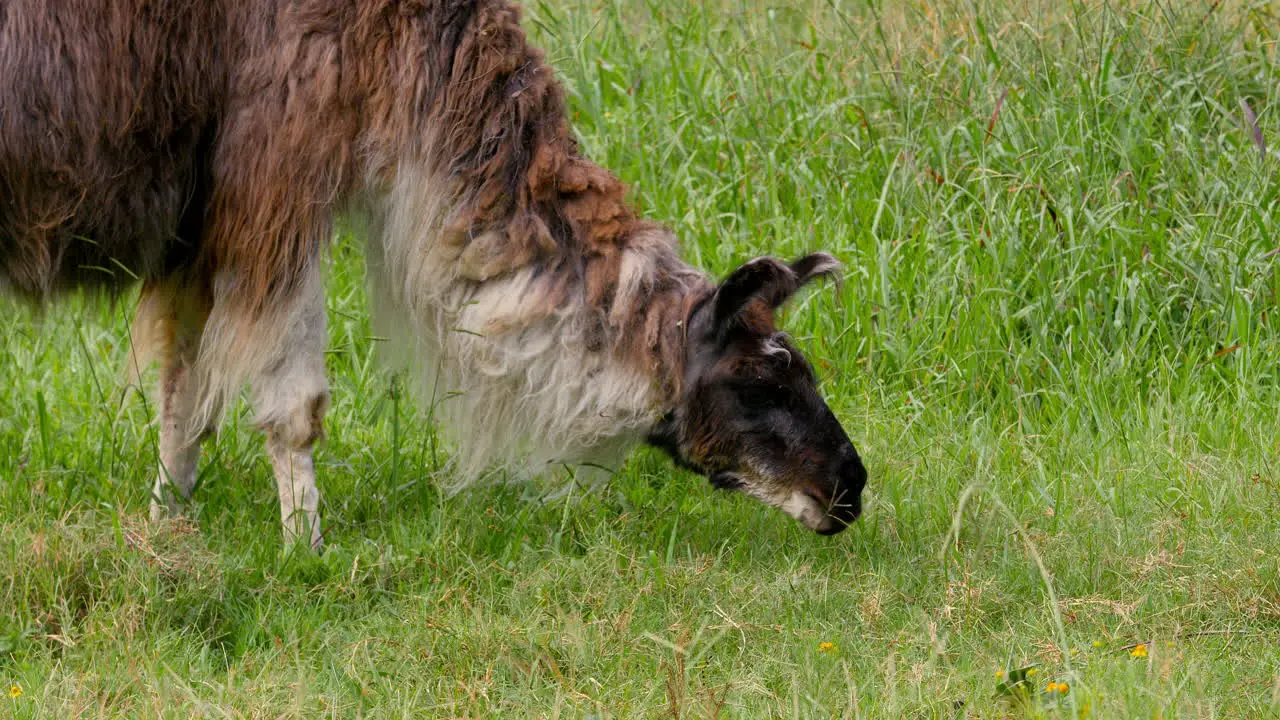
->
[0,0,225,298]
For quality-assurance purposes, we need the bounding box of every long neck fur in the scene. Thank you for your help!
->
[361,0,712,483]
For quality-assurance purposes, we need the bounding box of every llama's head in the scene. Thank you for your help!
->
[648,253,866,535]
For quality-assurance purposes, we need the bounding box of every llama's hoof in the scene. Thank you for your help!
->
[281,526,324,554]
[149,497,183,522]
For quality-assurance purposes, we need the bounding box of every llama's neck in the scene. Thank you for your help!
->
[360,0,717,482]
[593,224,713,409]
[368,166,711,484]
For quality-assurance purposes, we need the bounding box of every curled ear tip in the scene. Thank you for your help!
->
[815,253,841,271]
[792,252,842,280]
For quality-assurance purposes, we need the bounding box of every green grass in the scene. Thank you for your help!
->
[3,0,1280,716]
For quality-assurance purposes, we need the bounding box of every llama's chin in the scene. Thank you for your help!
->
[731,478,853,535]
[780,490,848,534]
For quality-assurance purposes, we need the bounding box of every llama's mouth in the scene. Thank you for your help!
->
[706,468,855,534]
[795,489,858,534]
[780,489,842,533]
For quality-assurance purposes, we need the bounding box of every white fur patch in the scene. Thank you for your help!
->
[363,164,663,487]
[780,489,828,531]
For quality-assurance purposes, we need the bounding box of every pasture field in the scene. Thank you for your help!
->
[3,0,1280,716]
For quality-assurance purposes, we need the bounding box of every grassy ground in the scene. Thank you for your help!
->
[3,0,1280,716]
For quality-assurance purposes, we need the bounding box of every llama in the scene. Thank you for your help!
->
[0,0,867,548]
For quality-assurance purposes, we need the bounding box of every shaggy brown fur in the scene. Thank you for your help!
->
[1,0,696,396]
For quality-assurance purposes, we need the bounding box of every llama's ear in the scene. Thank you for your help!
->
[712,253,842,328]
[712,257,798,328]
[789,252,841,286]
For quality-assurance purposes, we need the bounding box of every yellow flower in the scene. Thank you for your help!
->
[1092,640,1104,648]
[1046,682,1059,692]
[818,641,838,654]
[1026,668,1039,677]
[1058,682,1069,693]
[7,685,19,699]
[995,670,1005,679]
[1131,644,1148,658]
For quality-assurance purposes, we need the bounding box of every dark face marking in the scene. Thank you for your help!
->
[648,253,867,535]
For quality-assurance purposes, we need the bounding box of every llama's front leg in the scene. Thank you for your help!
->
[148,288,217,520]
[265,421,325,550]
[252,282,330,550]
[151,361,210,520]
